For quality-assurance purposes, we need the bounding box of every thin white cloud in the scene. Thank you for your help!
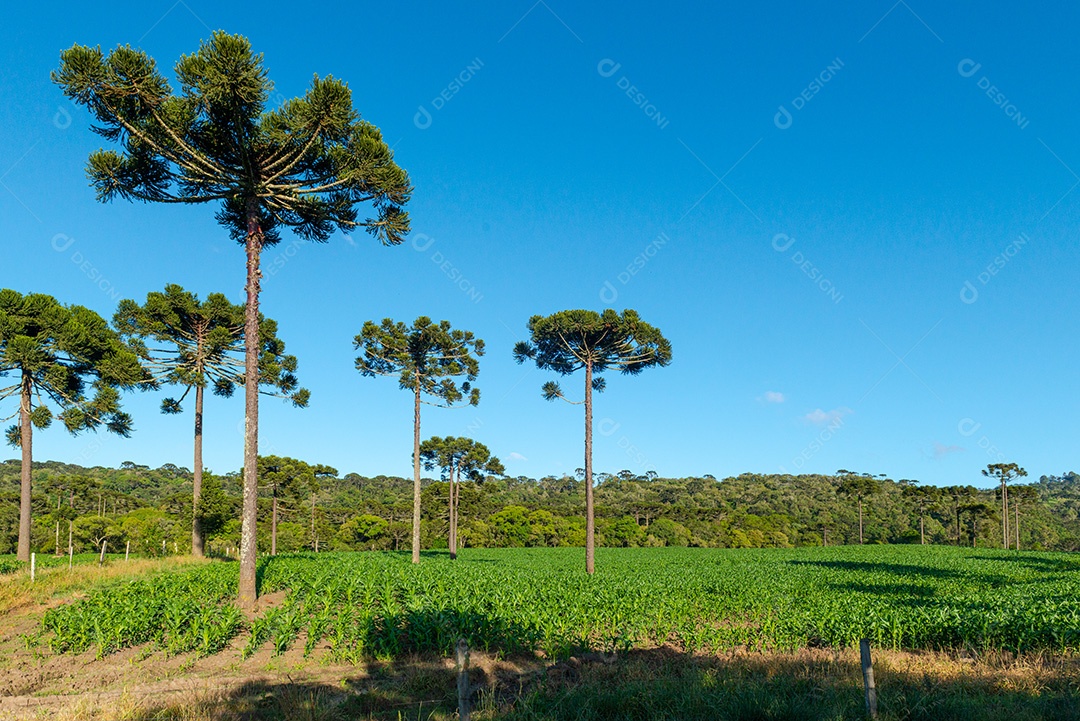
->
[933,442,964,460]
[508,452,528,461]
[762,391,785,403]
[803,407,852,426]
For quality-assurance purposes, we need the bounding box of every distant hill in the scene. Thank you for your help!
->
[2,459,1077,554]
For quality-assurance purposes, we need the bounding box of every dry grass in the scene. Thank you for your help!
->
[10,688,236,721]
[0,556,210,618]
[3,646,1078,721]
[4,680,374,721]
[501,646,1080,721]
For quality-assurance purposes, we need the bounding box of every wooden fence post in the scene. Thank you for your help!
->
[125,540,130,561]
[860,639,879,719]
[456,638,471,721]
[30,552,35,582]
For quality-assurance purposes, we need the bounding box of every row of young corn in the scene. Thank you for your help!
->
[41,565,241,657]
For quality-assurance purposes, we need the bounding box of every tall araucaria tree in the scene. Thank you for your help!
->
[983,462,1027,549]
[942,485,977,545]
[54,32,411,608]
[836,470,880,545]
[1009,483,1039,550]
[0,290,143,561]
[354,317,483,564]
[961,502,997,547]
[114,284,309,557]
[256,456,334,555]
[419,435,504,559]
[513,309,672,574]
[899,479,939,545]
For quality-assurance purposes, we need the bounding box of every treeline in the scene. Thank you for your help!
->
[3,460,1079,555]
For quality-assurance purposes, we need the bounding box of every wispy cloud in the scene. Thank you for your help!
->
[932,442,964,460]
[759,391,786,404]
[803,407,852,426]
[508,452,528,461]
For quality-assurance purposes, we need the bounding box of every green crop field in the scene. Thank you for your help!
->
[33,546,1080,662]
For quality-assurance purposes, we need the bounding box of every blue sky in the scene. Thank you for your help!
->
[2,2,1077,488]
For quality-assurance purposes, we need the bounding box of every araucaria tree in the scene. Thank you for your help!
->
[1009,484,1039,550]
[55,32,411,608]
[419,436,504,559]
[982,462,1027,549]
[513,309,672,574]
[115,284,309,556]
[354,318,483,564]
[942,485,977,545]
[257,456,334,554]
[961,502,996,547]
[0,290,142,561]
[900,480,938,545]
[837,470,880,545]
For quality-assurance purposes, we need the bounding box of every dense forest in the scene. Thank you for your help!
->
[3,459,1078,556]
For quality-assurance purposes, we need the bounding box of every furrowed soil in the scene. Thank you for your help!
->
[2,557,1079,720]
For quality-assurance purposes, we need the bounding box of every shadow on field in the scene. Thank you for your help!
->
[972,554,1080,575]
[825,580,937,601]
[354,607,543,657]
[788,559,964,580]
[420,550,502,564]
[105,645,1080,721]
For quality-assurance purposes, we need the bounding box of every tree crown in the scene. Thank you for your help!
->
[53,31,411,246]
[983,463,1027,484]
[836,471,880,499]
[512,309,671,402]
[419,436,505,482]
[115,284,309,412]
[257,455,336,502]
[0,289,142,445]
[354,317,483,406]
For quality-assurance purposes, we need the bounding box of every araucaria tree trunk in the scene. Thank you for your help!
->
[412,377,422,564]
[1001,482,1009,550]
[449,462,458,560]
[238,204,263,610]
[858,498,864,545]
[192,383,205,557]
[271,486,278,556]
[584,362,595,575]
[17,372,32,562]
